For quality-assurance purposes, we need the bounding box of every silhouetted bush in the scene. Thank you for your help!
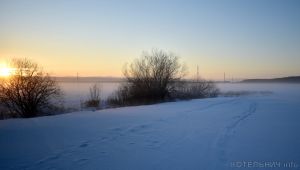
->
[108,49,186,106]
[107,83,132,106]
[172,80,219,99]
[84,84,101,108]
[107,49,219,107]
[0,58,62,118]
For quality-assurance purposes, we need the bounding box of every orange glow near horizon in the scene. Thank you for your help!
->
[1,1,300,81]
[0,63,14,77]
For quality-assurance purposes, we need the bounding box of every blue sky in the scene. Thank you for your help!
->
[0,0,299,80]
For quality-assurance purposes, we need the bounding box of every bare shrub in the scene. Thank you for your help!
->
[85,84,101,108]
[173,80,219,99]
[108,49,186,106]
[0,58,62,118]
[107,49,221,107]
[107,82,135,106]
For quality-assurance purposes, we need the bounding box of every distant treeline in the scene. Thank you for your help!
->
[53,76,125,83]
[241,76,300,83]
[53,76,229,83]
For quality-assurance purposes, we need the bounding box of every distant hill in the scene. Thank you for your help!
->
[241,76,300,83]
[52,76,125,83]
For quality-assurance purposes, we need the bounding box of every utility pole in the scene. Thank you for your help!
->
[224,72,225,83]
[197,65,199,82]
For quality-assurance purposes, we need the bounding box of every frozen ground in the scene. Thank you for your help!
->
[0,83,300,169]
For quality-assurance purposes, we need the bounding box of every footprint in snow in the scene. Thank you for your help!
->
[100,136,108,141]
[146,140,161,148]
[129,124,151,133]
[80,143,88,148]
[36,153,61,166]
[79,141,89,148]
[75,158,88,165]
[111,127,123,132]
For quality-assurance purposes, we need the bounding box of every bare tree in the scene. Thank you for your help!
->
[108,49,220,107]
[0,58,62,118]
[109,49,186,106]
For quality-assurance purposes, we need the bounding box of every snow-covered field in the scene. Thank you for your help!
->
[1,83,300,170]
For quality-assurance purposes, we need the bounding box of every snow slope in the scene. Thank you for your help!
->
[1,84,300,170]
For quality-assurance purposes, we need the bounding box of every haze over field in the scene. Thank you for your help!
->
[1,0,300,80]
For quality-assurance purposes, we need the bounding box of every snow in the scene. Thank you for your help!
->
[1,83,300,170]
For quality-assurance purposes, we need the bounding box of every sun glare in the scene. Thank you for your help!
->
[0,64,13,77]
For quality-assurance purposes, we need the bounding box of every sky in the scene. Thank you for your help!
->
[0,0,300,80]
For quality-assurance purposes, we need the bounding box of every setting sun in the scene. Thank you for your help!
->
[0,64,13,77]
